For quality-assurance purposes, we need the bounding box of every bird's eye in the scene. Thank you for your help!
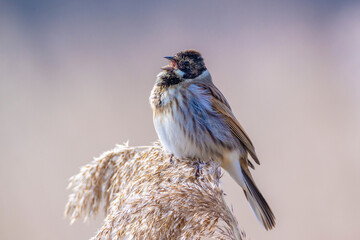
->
[184,61,190,67]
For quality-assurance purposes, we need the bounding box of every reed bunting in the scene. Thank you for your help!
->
[149,50,275,230]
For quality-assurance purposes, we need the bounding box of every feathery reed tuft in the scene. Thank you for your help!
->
[65,142,246,240]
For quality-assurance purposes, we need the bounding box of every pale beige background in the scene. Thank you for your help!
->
[1,1,359,239]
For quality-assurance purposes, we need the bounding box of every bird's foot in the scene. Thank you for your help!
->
[194,160,204,178]
[195,164,201,178]
[169,154,174,164]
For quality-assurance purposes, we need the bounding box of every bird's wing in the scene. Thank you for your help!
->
[193,80,260,164]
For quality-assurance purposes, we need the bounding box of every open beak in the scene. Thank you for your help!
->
[161,56,176,71]
[164,56,174,61]
[160,66,174,71]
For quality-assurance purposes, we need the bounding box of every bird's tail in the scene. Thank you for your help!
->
[241,168,275,230]
[224,158,276,230]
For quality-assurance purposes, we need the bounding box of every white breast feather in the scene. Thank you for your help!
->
[154,99,200,158]
[154,81,218,159]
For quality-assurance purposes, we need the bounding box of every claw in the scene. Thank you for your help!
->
[195,163,201,178]
[169,154,174,164]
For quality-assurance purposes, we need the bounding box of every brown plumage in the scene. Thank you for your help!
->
[150,50,275,230]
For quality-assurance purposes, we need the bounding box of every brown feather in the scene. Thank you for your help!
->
[191,80,260,165]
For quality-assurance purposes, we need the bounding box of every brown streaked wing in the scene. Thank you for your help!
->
[193,80,260,165]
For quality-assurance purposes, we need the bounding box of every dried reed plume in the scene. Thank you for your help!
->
[65,142,246,240]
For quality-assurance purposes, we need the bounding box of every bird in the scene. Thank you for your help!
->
[149,49,275,230]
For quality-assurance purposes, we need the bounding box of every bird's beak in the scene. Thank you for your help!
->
[160,66,174,71]
[161,56,176,71]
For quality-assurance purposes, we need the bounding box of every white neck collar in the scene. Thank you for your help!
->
[193,70,211,81]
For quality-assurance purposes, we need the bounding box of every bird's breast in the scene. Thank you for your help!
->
[151,83,236,160]
[150,85,176,111]
[151,85,199,158]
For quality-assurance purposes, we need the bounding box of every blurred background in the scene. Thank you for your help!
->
[1,0,359,239]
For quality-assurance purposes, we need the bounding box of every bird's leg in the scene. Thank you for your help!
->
[195,164,201,178]
[169,154,174,164]
[195,160,203,178]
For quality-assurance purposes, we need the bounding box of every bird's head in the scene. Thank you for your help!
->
[162,50,207,79]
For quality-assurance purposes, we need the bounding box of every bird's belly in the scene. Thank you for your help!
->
[154,112,202,159]
[153,112,231,161]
